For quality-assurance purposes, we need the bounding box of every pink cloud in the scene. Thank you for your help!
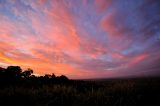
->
[112,53,125,60]
[1,0,160,79]
[130,54,148,65]
[95,0,112,13]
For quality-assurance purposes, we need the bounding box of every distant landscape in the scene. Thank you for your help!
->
[0,0,160,106]
[0,66,160,106]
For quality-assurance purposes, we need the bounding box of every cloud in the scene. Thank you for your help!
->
[94,0,112,13]
[0,0,160,78]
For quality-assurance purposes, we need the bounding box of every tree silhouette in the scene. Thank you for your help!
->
[0,67,6,79]
[6,66,22,78]
[0,65,70,86]
[21,68,33,78]
[51,73,56,78]
[60,75,69,80]
[44,74,52,79]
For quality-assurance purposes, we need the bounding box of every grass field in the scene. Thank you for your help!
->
[0,77,160,106]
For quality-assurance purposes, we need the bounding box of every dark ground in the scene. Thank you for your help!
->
[0,77,160,106]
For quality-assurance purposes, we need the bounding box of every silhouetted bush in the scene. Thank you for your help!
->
[21,68,33,78]
[1,66,160,106]
[0,66,69,86]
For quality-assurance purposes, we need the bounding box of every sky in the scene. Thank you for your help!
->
[0,0,160,79]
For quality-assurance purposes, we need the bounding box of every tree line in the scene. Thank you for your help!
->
[0,66,69,86]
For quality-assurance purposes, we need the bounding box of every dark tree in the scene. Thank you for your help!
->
[0,67,6,74]
[6,66,22,78]
[0,67,6,79]
[51,73,56,78]
[21,68,33,78]
[61,75,69,80]
[0,65,70,86]
[58,75,69,82]
[44,74,52,79]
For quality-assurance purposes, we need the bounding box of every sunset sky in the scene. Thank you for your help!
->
[0,0,160,79]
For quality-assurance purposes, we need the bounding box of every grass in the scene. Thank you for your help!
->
[0,77,160,106]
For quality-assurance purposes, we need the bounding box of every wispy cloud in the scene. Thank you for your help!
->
[0,0,160,78]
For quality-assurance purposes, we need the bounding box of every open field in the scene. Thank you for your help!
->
[0,77,160,106]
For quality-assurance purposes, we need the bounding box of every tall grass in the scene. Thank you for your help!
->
[0,78,160,106]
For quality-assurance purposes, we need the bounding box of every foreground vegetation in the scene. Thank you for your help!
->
[0,66,160,106]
